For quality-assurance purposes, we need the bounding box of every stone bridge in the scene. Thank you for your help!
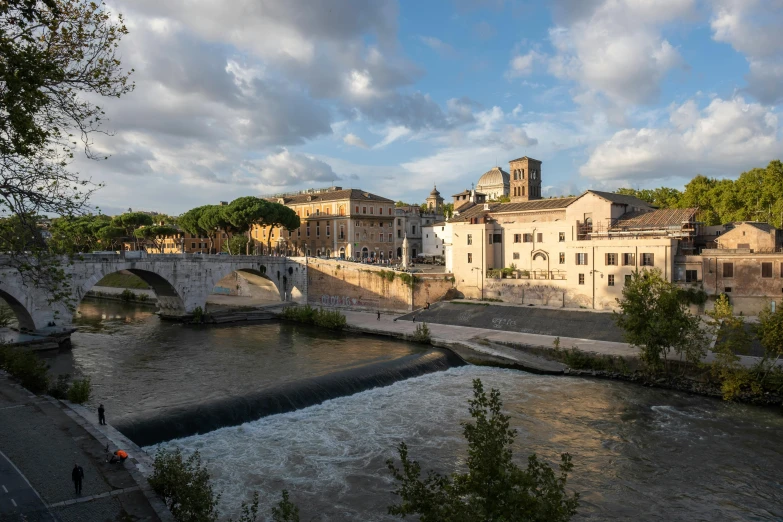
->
[0,253,308,331]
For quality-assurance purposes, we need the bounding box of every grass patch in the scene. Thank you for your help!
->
[281,305,347,330]
[95,272,150,289]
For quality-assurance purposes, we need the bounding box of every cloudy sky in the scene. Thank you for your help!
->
[80,0,783,215]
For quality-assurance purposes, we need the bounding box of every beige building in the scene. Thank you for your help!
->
[475,167,509,200]
[253,186,396,260]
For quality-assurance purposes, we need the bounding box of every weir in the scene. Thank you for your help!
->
[116,348,465,446]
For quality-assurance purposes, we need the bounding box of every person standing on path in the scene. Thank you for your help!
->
[377,311,381,321]
[98,404,106,425]
[72,463,84,495]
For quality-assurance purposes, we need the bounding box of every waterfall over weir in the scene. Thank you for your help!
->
[116,348,465,446]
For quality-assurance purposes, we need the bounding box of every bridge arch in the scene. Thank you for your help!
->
[0,286,36,331]
[210,267,283,303]
[79,268,187,316]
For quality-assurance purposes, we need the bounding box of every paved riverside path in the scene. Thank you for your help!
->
[342,309,638,362]
[0,372,165,522]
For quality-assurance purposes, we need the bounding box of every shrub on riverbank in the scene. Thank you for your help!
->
[67,377,92,404]
[281,305,346,330]
[410,322,431,343]
[48,374,70,399]
[0,345,50,394]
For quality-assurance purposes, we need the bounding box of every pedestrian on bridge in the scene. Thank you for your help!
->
[98,404,106,425]
[72,464,84,495]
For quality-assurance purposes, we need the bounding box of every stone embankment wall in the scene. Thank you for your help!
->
[456,278,604,309]
[306,259,454,312]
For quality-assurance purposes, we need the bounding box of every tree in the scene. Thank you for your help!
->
[223,197,270,254]
[222,235,249,256]
[442,202,454,219]
[149,449,220,522]
[197,206,230,254]
[756,304,783,386]
[1,0,134,298]
[111,212,153,250]
[613,269,708,372]
[261,203,299,254]
[386,379,579,522]
[706,294,755,400]
[178,206,210,241]
[134,225,179,253]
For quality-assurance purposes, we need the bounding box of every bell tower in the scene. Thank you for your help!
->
[508,157,542,202]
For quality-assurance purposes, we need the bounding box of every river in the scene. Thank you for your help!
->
[50,300,783,521]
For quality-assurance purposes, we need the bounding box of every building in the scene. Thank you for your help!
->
[451,188,487,213]
[253,186,396,260]
[509,156,542,202]
[475,167,510,200]
[422,220,448,263]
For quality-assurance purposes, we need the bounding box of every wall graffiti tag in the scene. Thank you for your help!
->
[321,294,363,307]
[492,318,517,329]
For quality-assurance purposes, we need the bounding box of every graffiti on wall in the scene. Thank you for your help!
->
[492,318,518,329]
[321,294,364,307]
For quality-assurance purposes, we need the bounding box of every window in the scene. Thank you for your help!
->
[493,233,502,243]
[370,207,374,214]
[685,269,698,282]
[467,234,473,245]
[537,233,543,243]
[306,210,310,216]
[316,224,320,237]
[523,233,533,242]
[559,252,565,264]
[326,225,330,236]
[641,253,654,266]
[306,225,310,237]
[513,252,520,260]
[725,287,732,293]
[606,253,617,266]
[397,219,401,226]
[412,226,417,235]
[389,208,392,215]
[467,253,473,263]
[355,206,359,213]
[363,206,367,214]
[625,275,632,284]
[608,275,615,286]
[762,262,773,278]
[578,274,585,285]
[397,230,402,238]
[622,253,635,266]
[576,253,588,265]
[191,242,196,249]
[339,226,344,239]
[723,262,734,278]
[514,234,522,243]
[559,232,565,242]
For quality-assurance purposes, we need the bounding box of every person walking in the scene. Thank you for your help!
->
[377,311,381,321]
[72,464,84,495]
[98,404,106,425]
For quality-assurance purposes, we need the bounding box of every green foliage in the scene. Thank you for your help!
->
[281,305,346,330]
[387,379,579,521]
[0,345,49,394]
[191,306,204,324]
[0,303,16,327]
[398,273,420,288]
[271,490,300,522]
[67,377,91,404]
[96,272,150,289]
[134,225,180,253]
[677,286,707,306]
[149,449,221,522]
[223,235,250,256]
[228,492,259,522]
[138,293,149,302]
[120,289,136,302]
[616,160,783,227]
[614,269,708,372]
[411,322,431,343]
[487,269,502,279]
[442,203,454,219]
[377,270,396,282]
[48,374,70,399]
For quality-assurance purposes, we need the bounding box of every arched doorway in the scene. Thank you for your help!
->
[339,247,345,259]
[361,247,369,259]
[531,251,549,279]
[326,249,331,258]
[396,247,402,258]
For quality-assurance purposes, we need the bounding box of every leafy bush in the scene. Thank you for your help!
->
[271,491,300,522]
[48,374,70,399]
[67,377,91,404]
[0,346,50,394]
[138,293,149,302]
[410,322,431,343]
[191,306,204,324]
[377,270,396,282]
[120,289,136,302]
[387,379,579,521]
[281,305,346,330]
[149,449,221,522]
[397,273,419,288]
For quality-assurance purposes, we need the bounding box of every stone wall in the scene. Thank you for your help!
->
[306,259,453,311]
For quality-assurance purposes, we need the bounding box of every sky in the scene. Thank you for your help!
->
[78,0,783,215]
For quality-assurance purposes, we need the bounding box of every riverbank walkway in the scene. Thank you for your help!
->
[342,308,769,370]
[0,371,167,522]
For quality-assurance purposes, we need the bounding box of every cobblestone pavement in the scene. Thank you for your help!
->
[0,372,163,521]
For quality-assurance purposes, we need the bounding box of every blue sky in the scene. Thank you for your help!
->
[81,0,783,214]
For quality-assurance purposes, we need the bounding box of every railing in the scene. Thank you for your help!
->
[485,269,567,280]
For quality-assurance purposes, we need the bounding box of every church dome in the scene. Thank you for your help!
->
[430,185,441,196]
[477,167,510,189]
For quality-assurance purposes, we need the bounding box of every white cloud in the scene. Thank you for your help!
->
[580,97,782,181]
[419,36,456,57]
[343,133,369,149]
[506,50,543,78]
[238,149,339,187]
[547,0,694,117]
[710,0,783,104]
[373,126,412,149]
